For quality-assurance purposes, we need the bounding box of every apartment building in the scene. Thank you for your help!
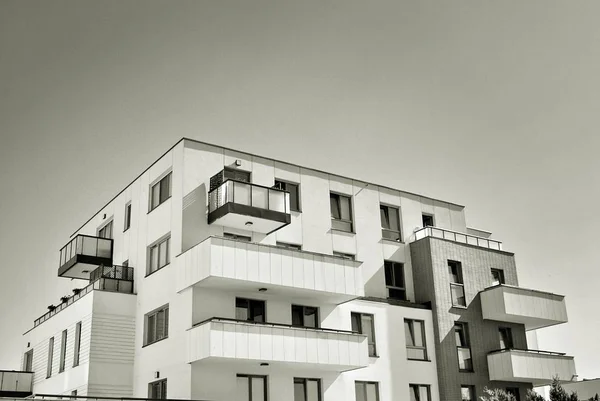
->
[4,138,576,401]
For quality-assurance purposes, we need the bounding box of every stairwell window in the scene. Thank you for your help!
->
[330,193,353,232]
[148,379,167,399]
[98,220,113,239]
[73,321,82,367]
[149,172,172,212]
[409,385,431,401]
[59,329,67,372]
[292,305,319,328]
[351,312,377,357]
[46,337,54,378]
[145,305,169,346]
[380,204,402,241]
[384,261,406,300]
[274,180,300,212]
[448,260,466,307]
[355,381,379,401]
[148,235,170,275]
[404,319,427,360]
[455,322,473,372]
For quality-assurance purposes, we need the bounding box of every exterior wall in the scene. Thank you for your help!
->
[410,237,531,401]
[563,379,600,399]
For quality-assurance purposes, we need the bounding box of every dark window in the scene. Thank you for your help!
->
[351,312,376,357]
[46,337,54,378]
[448,260,466,307]
[333,252,355,261]
[384,261,406,300]
[330,193,353,232]
[461,386,475,401]
[145,305,169,345]
[148,236,170,274]
[122,260,129,267]
[506,388,521,401]
[292,305,319,328]
[224,168,251,183]
[409,385,431,401]
[422,214,434,227]
[294,378,321,401]
[274,180,300,212]
[124,203,132,231]
[237,374,267,401]
[98,220,113,239]
[491,268,505,286]
[150,172,172,211]
[499,327,514,349]
[71,390,78,399]
[355,381,379,401]
[148,379,167,399]
[23,350,33,372]
[236,298,265,323]
[224,232,252,242]
[455,322,473,371]
[73,321,82,367]
[59,329,67,372]
[404,319,427,360]
[277,242,302,250]
[380,205,402,241]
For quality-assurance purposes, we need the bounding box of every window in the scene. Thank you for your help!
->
[124,202,132,231]
[224,232,252,242]
[237,375,266,401]
[409,385,431,401]
[46,337,54,378]
[491,268,505,286]
[333,251,355,261]
[148,379,167,399]
[73,321,82,367]
[59,329,67,372]
[448,260,466,307]
[71,390,78,398]
[148,236,170,274]
[292,305,319,328]
[224,168,251,183]
[455,322,473,371]
[380,205,402,241]
[506,388,521,401]
[277,241,302,250]
[422,214,434,227]
[145,305,169,345]
[236,298,265,322]
[461,386,475,401]
[351,313,376,357]
[98,220,113,239]
[499,327,514,349]
[150,172,172,211]
[404,319,427,360]
[23,349,33,372]
[330,193,353,232]
[274,180,300,212]
[384,261,406,300]
[355,381,379,401]
[294,378,321,401]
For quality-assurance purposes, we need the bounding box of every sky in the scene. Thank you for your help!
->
[1,0,599,378]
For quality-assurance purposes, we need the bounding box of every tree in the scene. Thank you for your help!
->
[480,387,517,401]
[526,389,546,401]
[549,377,578,401]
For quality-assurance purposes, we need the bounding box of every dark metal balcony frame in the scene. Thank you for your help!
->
[58,234,114,278]
[488,348,569,357]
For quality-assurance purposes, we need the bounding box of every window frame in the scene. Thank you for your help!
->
[355,381,380,401]
[491,268,505,286]
[149,171,172,213]
[409,384,431,401]
[73,321,82,367]
[404,319,428,361]
[422,213,435,227]
[380,204,402,242]
[148,378,167,399]
[448,260,466,307]
[98,219,114,239]
[461,385,476,401]
[499,327,514,349]
[23,349,33,372]
[59,329,67,373]
[236,297,266,323]
[293,377,321,401]
[291,304,319,329]
[329,192,354,233]
[274,179,300,212]
[351,312,377,357]
[147,235,171,276]
[124,202,132,232]
[236,374,267,401]
[46,336,54,378]
[384,260,406,300]
[144,304,169,346]
[455,322,473,372]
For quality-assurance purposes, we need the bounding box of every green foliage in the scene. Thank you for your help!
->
[480,387,517,401]
[549,376,578,401]
[526,389,546,401]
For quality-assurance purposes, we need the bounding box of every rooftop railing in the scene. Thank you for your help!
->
[413,226,503,251]
[208,180,291,215]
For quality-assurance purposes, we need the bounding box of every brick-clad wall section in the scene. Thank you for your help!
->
[410,237,532,401]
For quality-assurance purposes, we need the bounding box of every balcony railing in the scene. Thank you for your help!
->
[209,180,291,214]
[58,234,113,278]
[487,348,576,385]
[0,370,32,396]
[413,226,503,251]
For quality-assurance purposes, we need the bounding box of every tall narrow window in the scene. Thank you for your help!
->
[292,305,319,328]
[294,378,321,401]
[448,260,466,307]
[384,261,406,300]
[124,202,132,231]
[59,329,67,372]
[355,381,379,401]
[499,327,514,349]
[330,193,353,232]
[150,172,172,212]
[23,350,33,372]
[145,305,169,345]
[237,375,267,401]
[380,204,402,241]
[98,220,113,239]
[46,337,54,378]
[455,322,473,371]
[73,321,82,367]
[236,298,266,323]
[409,385,431,401]
[422,214,434,227]
[274,180,300,212]
[148,236,170,275]
[491,268,505,286]
[404,319,427,360]
[148,379,167,399]
[351,312,377,357]
[461,386,475,401]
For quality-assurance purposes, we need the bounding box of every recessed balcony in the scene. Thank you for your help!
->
[176,236,364,304]
[187,318,369,372]
[0,371,33,397]
[480,284,568,330]
[58,234,113,279]
[208,180,291,234]
[488,349,576,386]
[412,226,503,251]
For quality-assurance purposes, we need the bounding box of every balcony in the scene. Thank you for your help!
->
[187,318,369,372]
[176,236,363,304]
[35,265,134,327]
[58,234,113,279]
[480,284,568,330]
[0,371,32,397]
[488,349,576,386]
[208,180,291,234]
[412,226,503,251]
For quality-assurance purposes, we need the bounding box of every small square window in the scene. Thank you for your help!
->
[461,386,475,401]
[422,214,434,227]
[491,268,505,286]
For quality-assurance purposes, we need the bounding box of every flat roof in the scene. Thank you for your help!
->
[71,137,465,237]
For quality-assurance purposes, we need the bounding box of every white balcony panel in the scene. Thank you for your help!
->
[0,371,33,394]
[187,320,369,372]
[481,285,568,330]
[176,237,364,303]
[488,350,576,386]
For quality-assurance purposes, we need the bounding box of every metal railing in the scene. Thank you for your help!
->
[21,395,212,401]
[89,265,134,282]
[192,317,363,336]
[488,348,568,357]
[413,226,502,251]
[208,180,290,214]
[59,234,113,268]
